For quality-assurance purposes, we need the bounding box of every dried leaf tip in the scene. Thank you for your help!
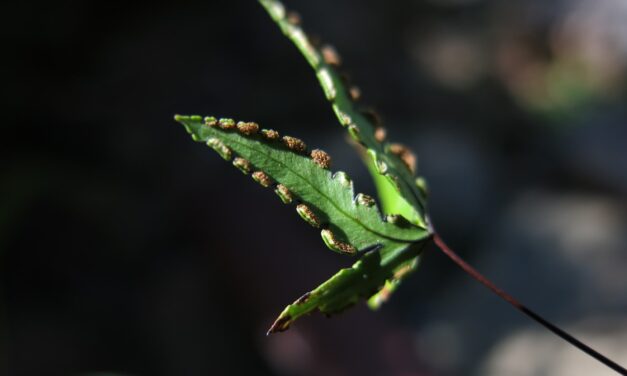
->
[237,121,259,136]
[267,315,291,335]
[321,45,342,66]
[320,229,357,254]
[262,129,280,141]
[252,171,273,188]
[296,204,321,228]
[389,143,416,174]
[282,135,307,153]
[310,149,332,169]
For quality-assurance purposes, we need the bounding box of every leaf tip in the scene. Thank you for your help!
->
[267,314,292,335]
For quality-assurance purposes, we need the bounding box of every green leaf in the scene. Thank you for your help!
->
[174,115,431,332]
[268,240,429,333]
[175,115,428,251]
[258,0,429,228]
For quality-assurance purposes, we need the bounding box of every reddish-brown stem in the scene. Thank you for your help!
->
[432,233,627,375]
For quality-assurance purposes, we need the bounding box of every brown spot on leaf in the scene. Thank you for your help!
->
[286,10,301,25]
[337,110,352,126]
[218,118,236,130]
[282,136,307,153]
[310,149,332,169]
[320,229,357,254]
[389,143,416,174]
[393,263,415,279]
[356,193,375,207]
[207,138,232,160]
[374,126,386,142]
[376,284,393,303]
[236,121,259,136]
[267,315,292,335]
[232,157,252,174]
[296,204,321,228]
[261,129,280,141]
[294,292,311,305]
[204,116,218,127]
[321,45,341,66]
[349,86,361,101]
[274,184,294,204]
[252,171,273,188]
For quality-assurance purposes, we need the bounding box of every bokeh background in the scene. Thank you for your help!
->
[4,0,627,375]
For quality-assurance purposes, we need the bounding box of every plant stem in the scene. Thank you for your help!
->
[432,233,627,375]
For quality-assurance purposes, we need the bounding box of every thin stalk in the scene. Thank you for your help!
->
[432,233,627,375]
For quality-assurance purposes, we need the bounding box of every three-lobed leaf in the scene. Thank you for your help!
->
[174,115,431,332]
[174,0,435,333]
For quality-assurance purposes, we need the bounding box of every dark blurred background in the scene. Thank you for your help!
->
[4,0,627,375]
